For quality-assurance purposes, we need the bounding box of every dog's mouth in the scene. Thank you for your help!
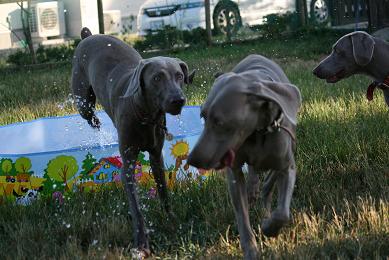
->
[165,101,185,115]
[214,149,236,170]
[326,69,345,83]
[165,105,183,115]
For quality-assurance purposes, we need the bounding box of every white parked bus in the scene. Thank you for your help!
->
[137,0,329,35]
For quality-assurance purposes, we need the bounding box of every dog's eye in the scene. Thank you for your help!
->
[177,74,183,81]
[153,75,161,82]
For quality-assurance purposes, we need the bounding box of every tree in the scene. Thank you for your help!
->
[204,0,212,46]
[97,0,105,34]
[17,0,37,64]
[1,159,13,175]
[42,171,64,194]
[297,0,308,27]
[46,155,79,191]
[15,157,32,174]
[80,152,96,177]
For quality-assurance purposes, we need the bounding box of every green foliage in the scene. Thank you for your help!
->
[133,26,207,51]
[6,40,80,66]
[137,152,149,165]
[0,159,12,175]
[46,155,79,185]
[255,11,300,38]
[14,157,32,174]
[80,152,97,178]
[0,158,15,176]
[42,169,65,195]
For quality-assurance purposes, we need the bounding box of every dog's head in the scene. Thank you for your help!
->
[187,73,301,170]
[128,57,195,115]
[313,31,375,83]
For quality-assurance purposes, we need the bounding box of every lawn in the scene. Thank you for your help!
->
[0,30,388,259]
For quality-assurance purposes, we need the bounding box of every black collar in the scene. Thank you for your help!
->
[256,112,296,142]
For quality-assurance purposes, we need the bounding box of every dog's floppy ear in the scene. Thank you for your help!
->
[245,80,301,126]
[175,58,195,84]
[124,59,151,97]
[351,32,375,66]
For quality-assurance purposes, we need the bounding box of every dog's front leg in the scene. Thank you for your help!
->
[120,146,150,256]
[262,170,277,218]
[261,162,296,237]
[246,165,260,207]
[149,150,171,215]
[226,167,258,260]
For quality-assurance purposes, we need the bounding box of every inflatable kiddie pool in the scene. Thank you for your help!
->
[0,106,207,202]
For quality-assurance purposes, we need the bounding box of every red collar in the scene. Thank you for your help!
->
[366,76,389,101]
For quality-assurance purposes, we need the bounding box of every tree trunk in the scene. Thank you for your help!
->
[367,0,386,32]
[19,0,36,64]
[97,0,105,34]
[204,0,212,46]
[297,0,308,27]
[226,6,232,42]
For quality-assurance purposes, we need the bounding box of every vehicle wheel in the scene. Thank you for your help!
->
[310,0,330,25]
[213,2,242,35]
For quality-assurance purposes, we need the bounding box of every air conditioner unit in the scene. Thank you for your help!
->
[103,10,122,34]
[30,1,65,38]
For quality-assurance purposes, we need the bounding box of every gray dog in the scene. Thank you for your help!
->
[313,31,389,105]
[71,27,194,256]
[187,54,301,259]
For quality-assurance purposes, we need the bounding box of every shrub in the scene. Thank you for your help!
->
[253,12,300,38]
[133,26,208,51]
[6,40,80,66]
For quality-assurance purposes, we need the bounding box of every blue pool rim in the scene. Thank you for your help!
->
[0,106,202,157]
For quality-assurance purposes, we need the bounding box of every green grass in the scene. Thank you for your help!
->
[0,31,388,259]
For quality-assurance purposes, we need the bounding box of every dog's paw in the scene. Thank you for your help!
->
[261,211,290,237]
[89,115,101,129]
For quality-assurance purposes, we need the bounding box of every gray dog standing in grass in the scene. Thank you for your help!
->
[313,31,389,105]
[188,54,301,259]
[71,27,194,256]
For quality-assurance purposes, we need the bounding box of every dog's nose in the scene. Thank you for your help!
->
[170,97,185,107]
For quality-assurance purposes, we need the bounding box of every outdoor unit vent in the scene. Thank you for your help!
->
[103,10,122,34]
[30,1,64,37]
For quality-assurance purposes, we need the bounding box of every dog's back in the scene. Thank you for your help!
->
[232,54,290,84]
[71,28,142,128]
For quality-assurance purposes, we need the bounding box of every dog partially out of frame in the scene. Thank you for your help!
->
[313,31,389,105]
[71,27,195,256]
[188,54,301,259]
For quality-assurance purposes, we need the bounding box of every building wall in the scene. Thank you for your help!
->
[102,0,145,33]
[0,2,24,49]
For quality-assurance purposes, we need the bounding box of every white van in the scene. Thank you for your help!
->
[137,0,329,35]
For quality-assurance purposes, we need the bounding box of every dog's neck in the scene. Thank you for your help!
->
[132,86,162,123]
[365,38,389,81]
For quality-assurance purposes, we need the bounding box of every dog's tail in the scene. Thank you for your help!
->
[81,27,92,40]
